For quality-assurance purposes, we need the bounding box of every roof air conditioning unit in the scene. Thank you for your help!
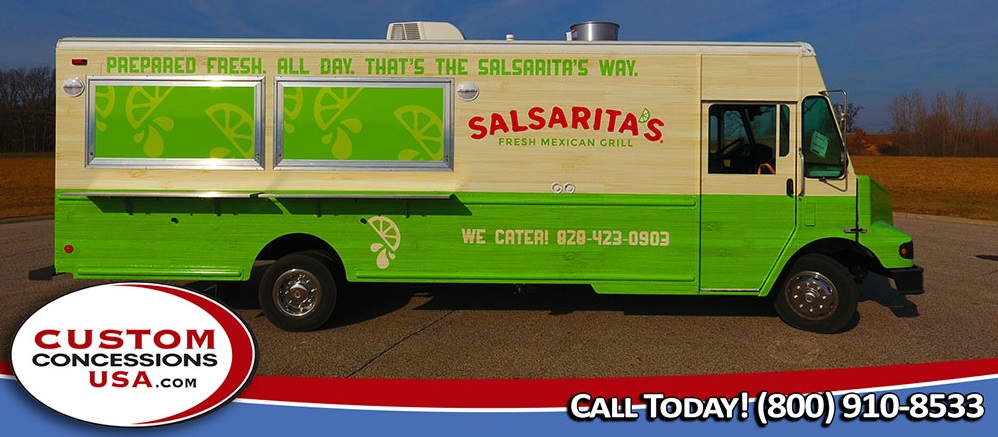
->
[387,22,465,41]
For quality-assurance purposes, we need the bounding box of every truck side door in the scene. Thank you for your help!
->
[699,102,798,292]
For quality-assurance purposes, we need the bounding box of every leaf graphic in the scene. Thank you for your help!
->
[153,117,174,131]
[398,149,420,161]
[143,126,164,157]
[210,147,233,158]
[331,127,352,159]
[341,118,363,134]
[376,249,391,269]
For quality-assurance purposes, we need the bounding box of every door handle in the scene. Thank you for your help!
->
[786,178,794,198]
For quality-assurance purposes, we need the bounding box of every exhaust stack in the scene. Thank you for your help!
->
[568,21,620,41]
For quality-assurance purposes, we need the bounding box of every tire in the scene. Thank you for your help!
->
[773,254,858,334]
[259,252,338,332]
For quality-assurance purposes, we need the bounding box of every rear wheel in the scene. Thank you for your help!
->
[774,254,858,333]
[259,252,338,332]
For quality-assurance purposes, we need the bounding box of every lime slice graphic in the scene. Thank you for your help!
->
[284,87,303,133]
[394,105,444,160]
[205,103,254,158]
[315,88,362,131]
[639,108,651,123]
[368,216,401,269]
[125,86,173,129]
[94,86,115,131]
[368,216,401,251]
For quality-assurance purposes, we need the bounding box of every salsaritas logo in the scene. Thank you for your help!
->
[467,105,665,142]
[11,283,258,427]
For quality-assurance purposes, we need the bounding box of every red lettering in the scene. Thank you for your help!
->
[153,330,181,349]
[126,329,151,349]
[187,330,215,349]
[468,107,664,140]
[35,329,60,349]
[548,106,568,129]
[132,371,152,388]
[604,109,622,132]
[509,110,529,132]
[468,116,487,140]
[527,107,546,130]
[489,113,510,135]
[99,330,124,349]
[644,118,665,142]
[619,113,639,136]
[67,329,92,349]
[112,371,130,387]
[571,106,591,130]
[90,371,108,387]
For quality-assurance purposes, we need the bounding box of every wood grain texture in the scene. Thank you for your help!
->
[55,40,841,197]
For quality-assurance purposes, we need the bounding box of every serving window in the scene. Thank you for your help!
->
[275,78,453,171]
[87,76,264,169]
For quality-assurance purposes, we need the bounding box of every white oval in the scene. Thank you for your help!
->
[11,283,258,427]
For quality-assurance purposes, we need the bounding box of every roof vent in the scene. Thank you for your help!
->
[569,21,620,41]
[387,22,465,41]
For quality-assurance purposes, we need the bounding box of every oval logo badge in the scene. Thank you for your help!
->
[11,283,258,427]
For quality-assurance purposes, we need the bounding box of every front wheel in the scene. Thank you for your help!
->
[259,252,338,332]
[774,254,858,333]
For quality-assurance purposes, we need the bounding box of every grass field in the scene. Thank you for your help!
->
[851,156,997,221]
[0,155,995,221]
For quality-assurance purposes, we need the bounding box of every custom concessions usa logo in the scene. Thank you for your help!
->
[11,283,258,427]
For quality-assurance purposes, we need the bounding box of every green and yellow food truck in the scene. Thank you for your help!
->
[49,21,922,333]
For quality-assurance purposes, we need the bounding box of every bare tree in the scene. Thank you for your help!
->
[833,103,864,133]
[890,89,998,156]
[0,67,55,153]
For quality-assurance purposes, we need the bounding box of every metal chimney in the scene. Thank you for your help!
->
[569,21,620,41]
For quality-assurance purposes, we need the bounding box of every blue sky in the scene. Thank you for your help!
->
[2,0,996,132]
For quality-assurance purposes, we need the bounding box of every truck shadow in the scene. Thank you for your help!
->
[409,283,779,318]
[858,273,920,318]
[188,270,918,331]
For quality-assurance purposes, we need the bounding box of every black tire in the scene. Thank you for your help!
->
[773,253,858,334]
[259,252,338,332]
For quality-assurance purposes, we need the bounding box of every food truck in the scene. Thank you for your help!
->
[48,21,922,333]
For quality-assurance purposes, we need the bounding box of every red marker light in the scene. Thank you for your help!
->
[71,59,88,66]
[64,245,74,254]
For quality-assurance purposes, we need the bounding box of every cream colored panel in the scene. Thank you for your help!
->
[55,42,813,196]
[701,54,800,102]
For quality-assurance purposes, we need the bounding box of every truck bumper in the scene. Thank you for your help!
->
[888,265,924,295]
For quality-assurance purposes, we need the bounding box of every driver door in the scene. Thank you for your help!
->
[700,102,798,292]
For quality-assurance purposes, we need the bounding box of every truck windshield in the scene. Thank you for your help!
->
[801,96,845,178]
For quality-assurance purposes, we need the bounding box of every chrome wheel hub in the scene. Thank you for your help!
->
[273,269,321,318]
[785,271,838,321]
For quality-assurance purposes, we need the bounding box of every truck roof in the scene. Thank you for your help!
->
[56,37,816,57]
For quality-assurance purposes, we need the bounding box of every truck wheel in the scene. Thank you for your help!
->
[259,252,338,332]
[774,254,858,333]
